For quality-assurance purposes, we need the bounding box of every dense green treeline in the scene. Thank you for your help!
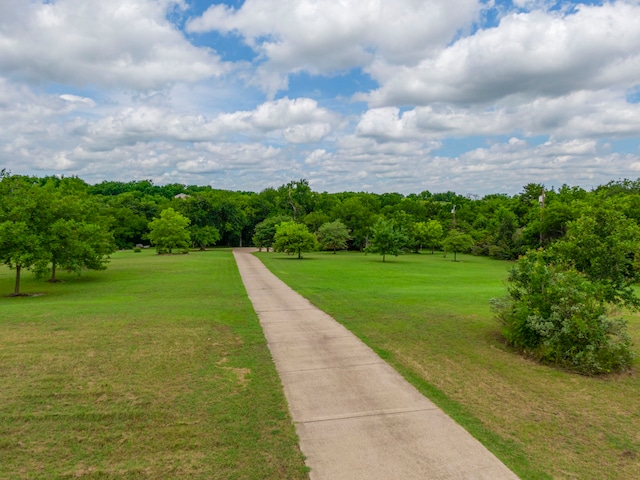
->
[5,172,640,258]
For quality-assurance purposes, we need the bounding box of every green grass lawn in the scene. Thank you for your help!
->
[0,249,308,479]
[257,250,640,480]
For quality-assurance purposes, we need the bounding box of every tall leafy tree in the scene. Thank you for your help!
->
[147,208,191,254]
[189,225,221,250]
[0,176,48,295]
[252,215,291,251]
[423,219,444,254]
[331,195,379,250]
[366,218,407,262]
[317,220,351,253]
[551,206,640,308]
[272,221,318,259]
[38,183,116,282]
[442,229,474,262]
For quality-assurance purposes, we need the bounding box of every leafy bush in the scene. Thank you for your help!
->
[492,250,635,375]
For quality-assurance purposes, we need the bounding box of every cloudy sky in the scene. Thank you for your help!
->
[1,0,640,195]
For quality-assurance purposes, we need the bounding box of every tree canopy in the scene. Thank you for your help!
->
[317,220,351,253]
[272,221,318,259]
[147,208,191,254]
[366,218,407,262]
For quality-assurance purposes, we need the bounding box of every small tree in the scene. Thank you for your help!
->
[442,229,474,261]
[0,221,44,296]
[492,250,635,374]
[366,218,407,262]
[147,208,191,254]
[190,225,221,250]
[272,221,318,259]
[252,215,291,251]
[423,220,444,254]
[317,220,351,253]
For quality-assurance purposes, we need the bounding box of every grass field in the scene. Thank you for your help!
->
[257,250,640,480]
[0,249,308,479]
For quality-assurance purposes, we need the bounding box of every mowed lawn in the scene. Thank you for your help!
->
[0,249,308,479]
[257,250,640,480]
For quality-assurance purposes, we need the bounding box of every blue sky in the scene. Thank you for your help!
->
[1,0,640,195]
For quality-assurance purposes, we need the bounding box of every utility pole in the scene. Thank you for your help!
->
[538,188,545,245]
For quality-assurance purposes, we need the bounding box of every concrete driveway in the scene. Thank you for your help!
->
[233,248,519,480]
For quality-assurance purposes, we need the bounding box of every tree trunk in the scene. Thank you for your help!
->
[297,248,302,259]
[13,264,21,296]
[49,261,57,282]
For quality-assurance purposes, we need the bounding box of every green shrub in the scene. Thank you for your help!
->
[492,250,635,375]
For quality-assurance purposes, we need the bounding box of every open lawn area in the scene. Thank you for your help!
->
[0,249,308,479]
[257,250,640,480]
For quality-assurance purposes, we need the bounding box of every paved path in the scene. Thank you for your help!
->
[233,248,519,480]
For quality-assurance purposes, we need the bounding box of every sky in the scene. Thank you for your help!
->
[1,0,640,196]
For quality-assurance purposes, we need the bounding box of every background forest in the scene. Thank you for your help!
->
[3,171,640,257]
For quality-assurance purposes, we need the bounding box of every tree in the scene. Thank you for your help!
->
[366,218,407,262]
[252,215,291,251]
[189,225,221,250]
[551,206,640,308]
[317,220,351,253]
[0,176,48,295]
[442,229,474,262]
[0,221,44,296]
[272,221,318,259]
[491,250,635,374]
[38,185,116,282]
[331,195,380,250]
[489,206,521,260]
[424,220,444,254]
[412,220,443,254]
[147,208,191,254]
[43,219,115,282]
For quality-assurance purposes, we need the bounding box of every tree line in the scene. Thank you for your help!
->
[4,172,640,270]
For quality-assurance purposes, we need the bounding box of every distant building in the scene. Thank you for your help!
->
[174,193,190,199]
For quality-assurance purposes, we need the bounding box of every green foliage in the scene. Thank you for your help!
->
[272,221,318,259]
[190,225,221,250]
[551,206,640,308]
[0,176,49,294]
[252,215,291,251]
[147,208,191,254]
[492,250,635,374]
[317,220,351,253]
[413,219,443,253]
[331,194,379,250]
[442,229,474,261]
[366,218,407,262]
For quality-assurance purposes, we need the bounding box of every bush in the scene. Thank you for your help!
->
[491,250,635,375]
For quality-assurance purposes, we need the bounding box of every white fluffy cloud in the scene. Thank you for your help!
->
[187,0,480,94]
[361,2,640,106]
[355,90,640,143]
[0,0,226,89]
